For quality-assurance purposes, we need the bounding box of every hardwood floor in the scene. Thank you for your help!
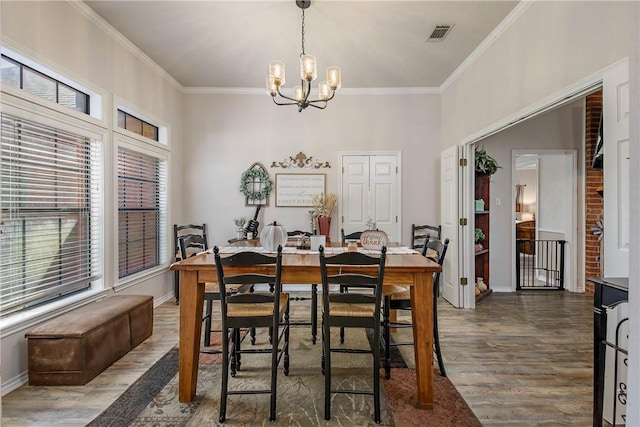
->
[1,291,594,426]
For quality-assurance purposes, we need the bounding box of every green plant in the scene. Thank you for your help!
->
[234,217,247,227]
[474,228,486,243]
[475,146,501,175]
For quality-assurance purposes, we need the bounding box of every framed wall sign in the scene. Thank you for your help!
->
[275,173,326,207]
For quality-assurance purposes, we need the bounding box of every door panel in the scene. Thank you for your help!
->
[440,145,461,308]
[341,154,399,242]
[603,61,630,277]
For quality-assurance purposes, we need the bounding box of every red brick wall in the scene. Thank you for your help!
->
[584,90,603,294]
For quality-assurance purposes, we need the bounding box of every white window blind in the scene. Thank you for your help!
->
[118,147,166,278]
[0,114,101,317]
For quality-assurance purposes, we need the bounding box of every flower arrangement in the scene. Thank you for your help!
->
[312,192,337,218]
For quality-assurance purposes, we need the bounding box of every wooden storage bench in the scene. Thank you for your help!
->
[25,294,153,386]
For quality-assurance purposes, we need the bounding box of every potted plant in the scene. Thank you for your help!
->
[475,146,501,175]
[474,228,485,252]
[234,217,247,239]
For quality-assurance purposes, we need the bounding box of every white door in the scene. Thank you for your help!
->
[341,153,400,242]
[440,145,462,308]
[603,61,630,277]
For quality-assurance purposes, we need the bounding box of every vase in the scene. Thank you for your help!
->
[317,216,331,242]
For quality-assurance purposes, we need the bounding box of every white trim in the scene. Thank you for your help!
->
[183,86,440,96]
[67,0,184,93]
[113,265,171,293]
[440,1,534,91]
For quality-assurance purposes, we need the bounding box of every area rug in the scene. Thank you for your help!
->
[89,327,480,426]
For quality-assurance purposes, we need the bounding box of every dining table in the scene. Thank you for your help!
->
[170,240,442,410]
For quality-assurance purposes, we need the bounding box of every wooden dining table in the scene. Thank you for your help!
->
[170,241,441,410]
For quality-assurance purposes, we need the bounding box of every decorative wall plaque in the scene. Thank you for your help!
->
[271,152,330,169]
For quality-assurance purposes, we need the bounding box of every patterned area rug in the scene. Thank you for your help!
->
[89,327,480,426]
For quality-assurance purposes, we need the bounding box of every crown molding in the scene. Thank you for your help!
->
[440,0,535,92]
[67,0,184,93]
[183,86,440,95]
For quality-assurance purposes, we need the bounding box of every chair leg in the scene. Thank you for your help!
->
[284,301,290,376]
[321,319,326,375]
[433,296,447,377]
[219,326,229,423]
[203,299,213,347]
[311,284,318,344]
[383,296,392,380]
[373,323,381,424]
[270,325,279,422]
[323,321,331,420]
[174,270,180,304]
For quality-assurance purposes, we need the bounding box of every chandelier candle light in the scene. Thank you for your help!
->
[267,0,341,112]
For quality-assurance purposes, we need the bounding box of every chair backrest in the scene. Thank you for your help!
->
[178,234,208,260]
[213,245,283,328]
[411,224,441,250]
[174,224,207,260]
[340,228,363,243]
[287,230,312,237]
[319,245,387,318]
[423,238,449,296]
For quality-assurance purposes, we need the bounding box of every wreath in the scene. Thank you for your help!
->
[240,167,272,201]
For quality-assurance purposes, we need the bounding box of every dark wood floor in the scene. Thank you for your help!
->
[1,290,593,426]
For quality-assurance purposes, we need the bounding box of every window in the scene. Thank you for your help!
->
[0,114,101,317]
[1,55,90,115]
[117,146,166,278]
[117,110,158,141]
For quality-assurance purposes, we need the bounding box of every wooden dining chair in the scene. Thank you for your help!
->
[286,230,319,344]
[382,236,449,379]
[173,223,207,304]
[178,235,253,351]
[319,245,387,423]
[410,223,441,250]
[213,245,290,423]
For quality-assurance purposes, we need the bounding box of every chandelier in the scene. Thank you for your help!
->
[266,0,341,112]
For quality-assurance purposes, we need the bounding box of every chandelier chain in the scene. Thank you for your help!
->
[301,9,306,56]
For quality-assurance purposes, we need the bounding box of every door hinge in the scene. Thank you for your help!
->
[396,166,398,174]
[460,277,468,286]
[459,158,468,167]
[395,216,398,223]
[459,218,467,226]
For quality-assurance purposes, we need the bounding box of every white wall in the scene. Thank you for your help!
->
[0,1,183,391]
[182,93,441,246]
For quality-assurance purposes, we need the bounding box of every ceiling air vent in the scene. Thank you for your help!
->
[427,24,454,42]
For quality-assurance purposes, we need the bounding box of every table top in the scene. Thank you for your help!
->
[171,241,441,273]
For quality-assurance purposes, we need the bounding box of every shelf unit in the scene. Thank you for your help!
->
[475,172,492,302]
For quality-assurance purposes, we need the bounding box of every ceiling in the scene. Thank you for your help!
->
[85,0,519,90]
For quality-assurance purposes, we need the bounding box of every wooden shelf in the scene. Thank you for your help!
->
[476,288,493,303]
[475,172,491,302]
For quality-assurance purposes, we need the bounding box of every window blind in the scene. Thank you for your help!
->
[118,147,165,278]
[0,114,101,317]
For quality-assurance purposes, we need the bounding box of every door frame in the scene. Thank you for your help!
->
[338,150,402,242]
[457,59,626,305]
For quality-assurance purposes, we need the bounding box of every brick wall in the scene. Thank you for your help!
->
[584,90,603,294]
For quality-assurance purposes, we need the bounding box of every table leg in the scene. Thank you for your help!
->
[410,272,434,409]
[179,270,205,402]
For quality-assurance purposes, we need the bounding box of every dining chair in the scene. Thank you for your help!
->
[286,230,319,344]
[337,228,366,344]
[382,237,449,379]
[340,228,363,243]
[178,235,253,350]
[319,245,387,423]
[213,245,290,423]
[173,223,207,304]
[410,223,441,250]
